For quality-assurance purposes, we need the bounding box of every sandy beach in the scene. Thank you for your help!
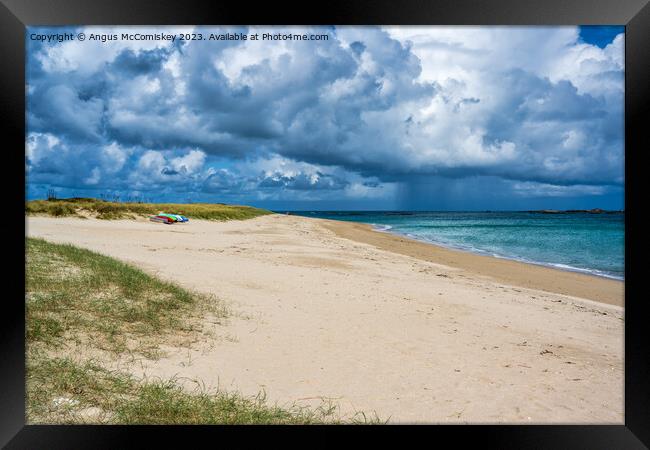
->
[26,214,624,423]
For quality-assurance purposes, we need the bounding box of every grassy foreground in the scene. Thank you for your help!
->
[26,238,380,424]
[26,198,272,221]
[28,357,348,424]
[26,237,226,356]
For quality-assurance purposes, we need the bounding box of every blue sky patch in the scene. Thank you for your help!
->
[579,25,624,48]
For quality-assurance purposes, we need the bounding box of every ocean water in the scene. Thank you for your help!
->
[288,211,625,280]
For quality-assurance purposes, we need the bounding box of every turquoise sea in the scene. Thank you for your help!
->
[288,211,625,280]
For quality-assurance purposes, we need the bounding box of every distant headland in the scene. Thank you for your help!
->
[526,208,624,214]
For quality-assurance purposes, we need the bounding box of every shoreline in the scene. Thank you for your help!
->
[319,218,624,306]
[26,212,624,306]
[371,225,622,282]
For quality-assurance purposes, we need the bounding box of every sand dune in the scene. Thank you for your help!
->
[26,214,624,423]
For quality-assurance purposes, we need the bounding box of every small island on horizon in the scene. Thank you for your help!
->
[526,208,624,214]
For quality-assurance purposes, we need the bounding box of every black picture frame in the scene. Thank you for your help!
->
[2,0,648,447]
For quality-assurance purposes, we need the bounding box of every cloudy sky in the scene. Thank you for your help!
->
[26,26,624,210]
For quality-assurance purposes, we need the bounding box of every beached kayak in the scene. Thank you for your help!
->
[159,213,188,222]
[158,213,178,222]
[149,215,174,224]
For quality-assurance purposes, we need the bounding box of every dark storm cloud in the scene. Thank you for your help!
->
[111,48,167,76]
[28,84,105,142]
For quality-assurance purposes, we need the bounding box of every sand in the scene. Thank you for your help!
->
[322,220,624,306]
[26,214,624,423]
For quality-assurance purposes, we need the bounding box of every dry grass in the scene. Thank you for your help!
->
[26,198,272,221]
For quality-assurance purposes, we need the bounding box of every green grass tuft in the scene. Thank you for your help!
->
[27,356,383,424]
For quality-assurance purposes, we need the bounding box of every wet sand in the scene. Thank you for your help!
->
[321,219,623,306]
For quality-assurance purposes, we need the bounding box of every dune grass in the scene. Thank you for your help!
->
[26,237,226,356]
[26,198,272,221]
[26,237,382,424]
[27,357,357,424]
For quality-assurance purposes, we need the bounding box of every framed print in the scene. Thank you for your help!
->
[1,0,648,448]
